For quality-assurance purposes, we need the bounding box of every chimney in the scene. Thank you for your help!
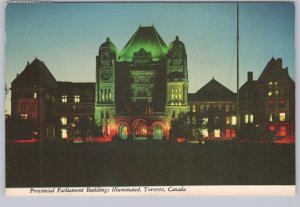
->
[247,71,253,82]
[277,58,282,68]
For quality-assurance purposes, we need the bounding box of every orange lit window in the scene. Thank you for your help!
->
[269,125,275,131]
[231,130,236,138]
[280,126,287,136]
[226,129,230,138]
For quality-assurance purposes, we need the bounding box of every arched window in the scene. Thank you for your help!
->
[61,117,67,125]
[268,82,273,96]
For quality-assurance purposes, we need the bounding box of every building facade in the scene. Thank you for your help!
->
[95,26,189,140]
[9,27,295,143]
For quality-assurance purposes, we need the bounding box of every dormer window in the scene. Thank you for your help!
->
[74,95,80,103]
[62,95,67,103]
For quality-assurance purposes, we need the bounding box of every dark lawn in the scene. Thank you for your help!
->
[6,142,295,187]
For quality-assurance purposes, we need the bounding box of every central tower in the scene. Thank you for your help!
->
[95,25,189,140]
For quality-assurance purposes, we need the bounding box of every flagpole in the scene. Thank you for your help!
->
[236,2,240,138]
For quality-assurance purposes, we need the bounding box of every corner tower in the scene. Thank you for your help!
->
[95,37,117,135]
[165,36,189,121]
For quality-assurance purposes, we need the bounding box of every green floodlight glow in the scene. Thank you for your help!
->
[119,26,169,61]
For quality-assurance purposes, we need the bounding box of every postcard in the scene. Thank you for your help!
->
[5,1,295,196]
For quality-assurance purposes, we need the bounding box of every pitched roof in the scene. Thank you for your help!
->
[118,25,168,61]
[190,78,236,101]
[258,57,294,83]
[11,58,57,88]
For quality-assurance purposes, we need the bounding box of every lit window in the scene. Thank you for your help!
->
[178,102,182,106]
[280,126,287,136]
[226,129,230,138]
[178,94,182,100]
[206,105,210,110]
[214,129,220,138]
[74,116,79,122]
[74,95,80,103]
[20,114,28,120]
[232,105,236,112]
[225,105,230,112]
[279,113,286,122]
[203,118,208,125]
[33,92,37,99]
[226,116,231,125]
[250,114,254,123]
[269,125,275,131]
[202,129,208,138]
[192,105,196,112]
[61,129,68,139]
[245,114,249,124]
[171,94,175,100]
[231,116,237,125]
[62,95,67,103]
[231,130,236,138]
[274,86,279,96]
[269,114,273,122]
[200,105,204,111]
[268,82,273,96]
[171,102,174,106]
[61,117,67,125]
[279,99,286,107]
[218,105,222,110]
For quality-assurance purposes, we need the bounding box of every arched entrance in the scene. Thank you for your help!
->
[117,122,130,140]
[153,125,164,140]
[118,125,128,140]
[134,122,148,140]
[151,121,165,140]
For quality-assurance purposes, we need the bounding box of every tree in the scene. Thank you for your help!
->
[5,115,36,141]
[170,112,204,141]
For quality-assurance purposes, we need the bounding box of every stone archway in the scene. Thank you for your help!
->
[131,119,148,140]
[151,121,165,140]
[117,122,130,140]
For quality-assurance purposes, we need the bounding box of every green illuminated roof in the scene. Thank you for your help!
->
[118,25,168,61]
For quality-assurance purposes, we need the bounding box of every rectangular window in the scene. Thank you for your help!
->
[192,105,196,112]
[245,114,249,124]
[280,126,287,136]
[61,117,67,125]
[268,99,275,108]
[61,129,68,139]
[202,129,208,138]
[74,95,80,103]
[218,104,222,110]
[269,125,275,131]
[279,112,286,122]
[203,118,208,125]
[231,130,236,138]
[225,105,230,112]
[33,92,37,99]
[62,95,67,103]
[200,105,204,111]
[214,129,220,138]
[226,116,231,125]
[231,105,236,112]
[206,105,210,110]
[269,114,273,122]
[226,129,230,138]
[20,114,28,120]
[250,114,254,123]
[231,116,237,125]
[279,99,286,108]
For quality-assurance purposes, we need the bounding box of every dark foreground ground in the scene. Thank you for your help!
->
[6,142,295,187]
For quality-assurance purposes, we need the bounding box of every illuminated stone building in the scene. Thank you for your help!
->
[188,78,237,140]
[55,82,95,139]
[240,58,295,143]
[11,58,57,139]
[95,25,189,140]
[10,28,294,142]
